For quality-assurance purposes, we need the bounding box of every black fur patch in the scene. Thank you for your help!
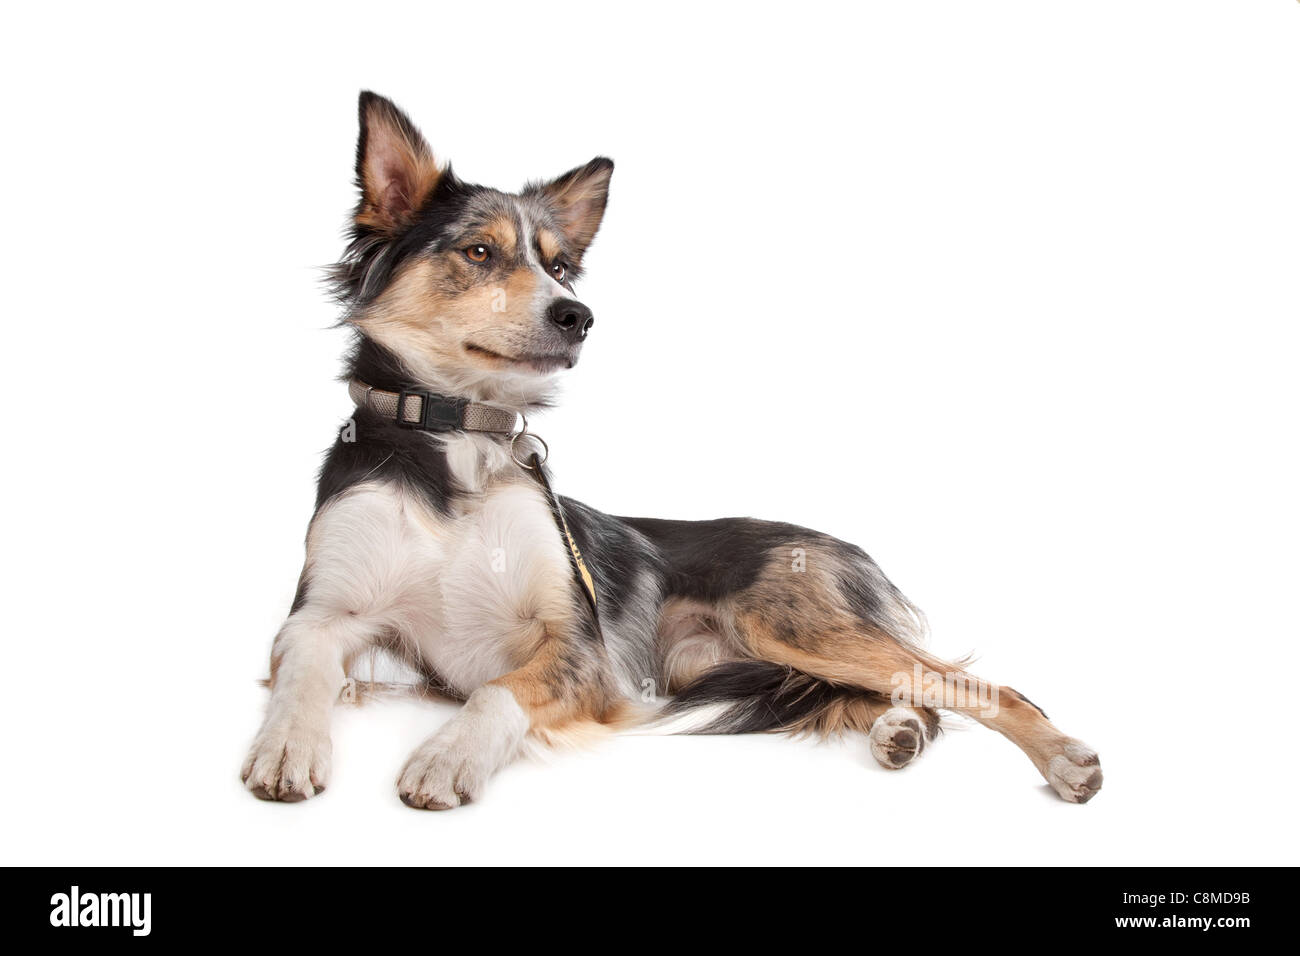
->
[661,660,889,735]
[618,516,814,603]
[315,403,458,515]
[559,497,662,626]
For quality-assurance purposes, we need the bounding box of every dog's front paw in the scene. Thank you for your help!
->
[241,723,331,802]
[396,686,527,809]
[1043,739,1103,803]
[869,707,931,769]
[396,739,492,810]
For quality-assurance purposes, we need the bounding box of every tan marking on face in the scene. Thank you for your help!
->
[536,228,562,263]
[352,255,549,376]
[478,214,518,258]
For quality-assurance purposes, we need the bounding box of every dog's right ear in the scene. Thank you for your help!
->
[353,92,441,234]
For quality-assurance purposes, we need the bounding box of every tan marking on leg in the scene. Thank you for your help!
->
[490,628,616,731]
[740,618,1099,800]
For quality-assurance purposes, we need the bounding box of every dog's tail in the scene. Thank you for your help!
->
[645,660,933,738]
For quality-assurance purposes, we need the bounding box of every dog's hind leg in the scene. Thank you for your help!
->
[744,625,1102,802]
[716,537,1100,801]
[661,656,940,769]
[955,683,1103,804]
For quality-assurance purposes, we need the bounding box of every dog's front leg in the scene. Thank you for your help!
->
[395,684,529,810]
[397,627,610,809]
[241,609,369,801]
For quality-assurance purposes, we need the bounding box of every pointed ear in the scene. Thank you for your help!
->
[533,157,613,260]
[354,91,441,234]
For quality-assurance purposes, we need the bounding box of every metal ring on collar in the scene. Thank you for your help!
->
[510,422,549,469]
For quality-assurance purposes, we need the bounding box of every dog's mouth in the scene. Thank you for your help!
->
[464,343,575,372]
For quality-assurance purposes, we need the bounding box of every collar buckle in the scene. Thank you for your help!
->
[396,388,466,432]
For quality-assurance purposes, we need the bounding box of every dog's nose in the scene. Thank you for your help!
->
[547,298,594,342]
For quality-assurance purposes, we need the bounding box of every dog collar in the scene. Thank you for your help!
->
[348,379,519,434]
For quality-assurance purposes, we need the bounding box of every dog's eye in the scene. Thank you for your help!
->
[465,245,491,263]
[551,261,567,283]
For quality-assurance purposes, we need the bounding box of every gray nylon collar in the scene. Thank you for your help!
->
[348,379,519,435]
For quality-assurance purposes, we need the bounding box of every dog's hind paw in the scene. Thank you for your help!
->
[869,707,930,769]
[1043,739,1103,803]
[241,723,331,802]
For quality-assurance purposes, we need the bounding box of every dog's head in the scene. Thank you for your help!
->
[332,92,612,406]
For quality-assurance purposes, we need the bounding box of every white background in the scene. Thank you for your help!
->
[3,1,1297,866]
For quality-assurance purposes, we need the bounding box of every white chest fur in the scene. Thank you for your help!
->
[302,433,575,695]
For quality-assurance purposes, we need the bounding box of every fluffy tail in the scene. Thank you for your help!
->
[651,660,907,738]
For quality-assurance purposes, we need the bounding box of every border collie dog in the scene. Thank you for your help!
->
[241,92,1102,808]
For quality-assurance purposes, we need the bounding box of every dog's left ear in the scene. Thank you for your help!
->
[531,157,614,260]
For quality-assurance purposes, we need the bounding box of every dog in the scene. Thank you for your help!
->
[241,91,1103,808]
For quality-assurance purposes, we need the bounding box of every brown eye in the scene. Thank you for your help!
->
[551,261,567,282]
[465,245,490,263]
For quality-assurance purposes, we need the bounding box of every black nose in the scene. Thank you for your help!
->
[547,298,594,342]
